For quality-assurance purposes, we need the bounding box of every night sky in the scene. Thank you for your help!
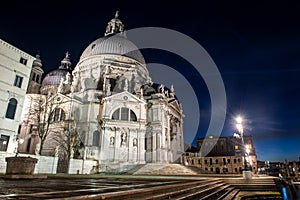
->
[1,1,300,162]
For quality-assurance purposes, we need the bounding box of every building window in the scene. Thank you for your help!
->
[130,110,137,121]
[32,73,36,81]
[14,75,23,88]
[210,168,213,172]
[36,74,40,83]
[198,159,201,164]
[234,145,239,150]
[112,108,120,120]
[121,107,129,120]
[112,107,137,121]
[216,159,219,164]
[238,158,241,163]
[0,135,9,151]
[26,138,31,152]
[205,159,207,164]
[205,168,208,171]
[5,98,18,119]
[227,159,231,164]
[92,131,100,146]
[51,108,65,122]
[234,158,237,163]
[191,159,194,165]
[223,158,226,165]
[210,158,212,165]
[19,57,27,65]
[18,125,21,134]
[235,168,238,173]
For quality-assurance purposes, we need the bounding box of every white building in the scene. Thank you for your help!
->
[0,39,36,154]
[19,13,184,173]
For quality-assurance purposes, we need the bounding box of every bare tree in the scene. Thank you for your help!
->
[53,119,83,161]
[21,94,63,155]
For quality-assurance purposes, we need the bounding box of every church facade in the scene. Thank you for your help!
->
[18,13,184,173]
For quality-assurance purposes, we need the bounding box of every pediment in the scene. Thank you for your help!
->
[104,91,146,104]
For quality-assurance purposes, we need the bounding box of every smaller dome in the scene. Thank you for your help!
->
[40,52,72,95]
[41,69,70,87]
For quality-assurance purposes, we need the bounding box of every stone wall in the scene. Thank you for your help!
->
[1,152,99,175]
[0,152,58,174]
[0,152,15,173]
[69,159,98,174]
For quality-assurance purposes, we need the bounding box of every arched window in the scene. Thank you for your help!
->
[5,98,17,119]
[51,108,65,122]
[111,107,137,121]
[130,110,137,121]
[92,131,100,146]
[36,74,40,83]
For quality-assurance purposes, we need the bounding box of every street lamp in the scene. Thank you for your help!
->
[235,115,251,179]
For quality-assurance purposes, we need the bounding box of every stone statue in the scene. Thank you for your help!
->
[120,131,127,147]
[106,82,111,95]
[71,74,79,93]
[133,138,138,147]
[105,66,111,75]
[170,84,175,98]
[110,137,115,145]
[57,78,64,93]
[124,79,128,91]
[165,90,169,98]
[140,87,144,96]
[158,84,164,93]
[35,143,41,155]
[64,72,71,84]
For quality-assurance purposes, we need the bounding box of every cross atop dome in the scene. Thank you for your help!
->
[104,11,125,37]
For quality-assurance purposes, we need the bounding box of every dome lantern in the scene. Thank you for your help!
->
[104,11,125,37]
[59,51,72,70]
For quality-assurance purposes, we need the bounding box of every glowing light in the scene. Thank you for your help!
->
[19,138,24,144]
[236,116,243,124]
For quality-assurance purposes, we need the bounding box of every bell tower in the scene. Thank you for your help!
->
[27,53,44,94]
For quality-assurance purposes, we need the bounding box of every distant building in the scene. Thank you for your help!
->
[0,39,37,154]
[258,160,300,179]
[184,135,257,174]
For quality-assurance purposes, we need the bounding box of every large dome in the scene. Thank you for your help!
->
[79,34,145,64]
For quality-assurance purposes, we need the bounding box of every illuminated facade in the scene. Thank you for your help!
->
[185,135,257,174]
[18,13,184,173]
[0,39,37,154]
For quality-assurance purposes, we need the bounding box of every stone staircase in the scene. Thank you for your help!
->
[224,177,279,191]
[132,163,198,175]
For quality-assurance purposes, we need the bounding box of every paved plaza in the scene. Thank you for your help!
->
[0,175,283,200]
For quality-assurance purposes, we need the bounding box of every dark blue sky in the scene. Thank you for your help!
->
[1,1,300,162]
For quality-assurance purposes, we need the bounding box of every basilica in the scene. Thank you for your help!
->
[18,13,184,173]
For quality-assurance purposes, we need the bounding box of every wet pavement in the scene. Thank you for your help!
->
[0,176,200,199]
[0,175,281,199]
